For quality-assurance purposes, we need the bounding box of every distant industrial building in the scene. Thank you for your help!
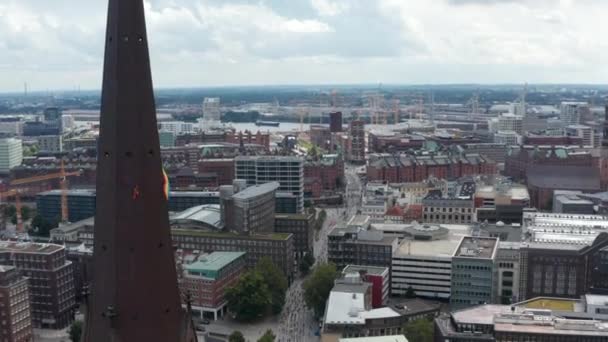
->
[0,265,32,342]
[0,138,22,173]
[450,236,499,310]
[0,242,75,329]
[177,251,246,320]
[235,155,304,213]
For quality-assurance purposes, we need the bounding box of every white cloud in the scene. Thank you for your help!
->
[0,0,607,92]
[310,0,349,16]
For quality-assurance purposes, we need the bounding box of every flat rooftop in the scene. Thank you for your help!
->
[343,265,388,276]
[0,241,64,254]
[171,229,292,241]
[186,251,245,273]
[340,336,408,342]
[394,224,471,257]
[523,298,577,312]
[232,182,279,199]
[454,236,498,259]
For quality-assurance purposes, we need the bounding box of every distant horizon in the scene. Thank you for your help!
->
[3,82,608,97]
[3,1,608,93]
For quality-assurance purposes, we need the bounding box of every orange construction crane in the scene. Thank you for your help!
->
[60,161,69,223]
[0,165,82,232]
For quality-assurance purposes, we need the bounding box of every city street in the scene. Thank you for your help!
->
[203,164,364,342]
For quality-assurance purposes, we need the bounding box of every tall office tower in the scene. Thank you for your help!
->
[349,120,365,163]
[202,97,221,128]
[235,156,304,213]
[329,111,343,132]
[84,1,196,341]
[560,101,587,126]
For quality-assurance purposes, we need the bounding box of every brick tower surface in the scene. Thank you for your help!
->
[84,0,196,341]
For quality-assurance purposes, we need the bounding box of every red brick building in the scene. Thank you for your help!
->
[368,132,425,153]
[226,131,270,150]
[341,265,389,309]
[523,134,583,146]
[198,158,235,186]
[177,251,246,320]
[527,165,602,210]
[0,266,32,342]
[304,155,345,194]
[367,153,497,183]
[504,145,598,181]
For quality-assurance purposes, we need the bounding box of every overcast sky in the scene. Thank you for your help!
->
[0,0,607,92]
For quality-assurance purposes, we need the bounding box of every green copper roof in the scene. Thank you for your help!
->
[185,251,246,280]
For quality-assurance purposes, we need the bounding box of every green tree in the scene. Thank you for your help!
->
[20,206,32,221]
[403,318,434,342]
[303,263,338,319]
[30,214,54,237]
[257,329,276,342]
[69,320,83,342]
[405,286,416,298]
[226,271,271,321]
[256,257,288,314]
[299,253,315,275]
[228,331,245,342]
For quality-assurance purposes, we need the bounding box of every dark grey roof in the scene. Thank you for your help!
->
[527,165,601,191]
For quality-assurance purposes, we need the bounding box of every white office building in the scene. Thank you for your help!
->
[202,97,221,127]
[157,121,196,135]
[494,131,521,145]
[497,113,523,134]
[565,124,596,148]
[392,224,470,299]
[0,138,23,172]
[235,156,304,213]
[560,102,588,126]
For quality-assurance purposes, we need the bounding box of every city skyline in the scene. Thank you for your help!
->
[1,0,608,92]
